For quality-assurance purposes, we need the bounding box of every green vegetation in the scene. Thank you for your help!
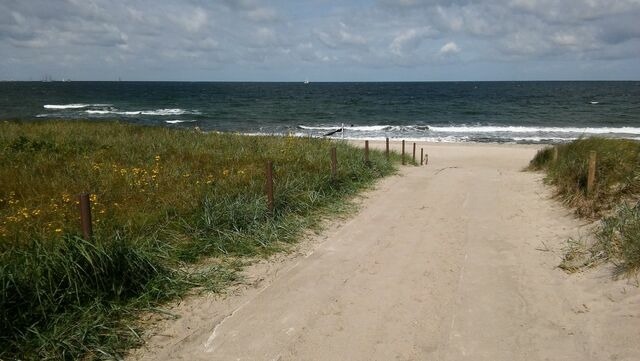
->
[529,137,640,275]
[0,120,402,360]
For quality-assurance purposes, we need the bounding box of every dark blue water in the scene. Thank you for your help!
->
[1,81,639,143]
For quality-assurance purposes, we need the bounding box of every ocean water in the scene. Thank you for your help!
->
[1,81,639,143]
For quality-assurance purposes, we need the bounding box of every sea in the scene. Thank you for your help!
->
[1,81,639,144]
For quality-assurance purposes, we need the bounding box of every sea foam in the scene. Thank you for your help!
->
[44,104,111,109]
[428,125,640,135]
[165,119,197,124]
[85,108,199,116]
[298,125,392,131]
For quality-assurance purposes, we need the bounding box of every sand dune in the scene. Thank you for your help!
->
[130,141,640,361]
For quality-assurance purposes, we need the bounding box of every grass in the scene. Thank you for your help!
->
[0,120,404,360]
[529,137,640,217]
[529,137,640,275]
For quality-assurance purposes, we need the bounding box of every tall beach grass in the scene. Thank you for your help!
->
[529,137,640,275]
[0,120,402,359]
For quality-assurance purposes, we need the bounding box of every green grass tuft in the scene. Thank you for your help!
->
[529,137,640,275]
[596,203,640,276]
[529,137,640,217]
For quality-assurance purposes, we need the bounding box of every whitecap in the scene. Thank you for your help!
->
[44,103,111,109]
[428,125,640,135]
[298,124,391,131]
[165,119,197,124]
[84,108,199,116]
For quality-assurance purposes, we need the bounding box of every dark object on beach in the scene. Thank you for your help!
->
[364,140,370,166]
[385,138,389,160]
[323,127,343,137]
[78,193,93,240]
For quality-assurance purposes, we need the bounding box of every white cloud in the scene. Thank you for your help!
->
[552,33,578,47]
[389,26,435,56]
[176,7,208,33]
[439,41,460,55]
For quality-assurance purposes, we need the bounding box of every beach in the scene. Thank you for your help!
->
[130,141,640,361]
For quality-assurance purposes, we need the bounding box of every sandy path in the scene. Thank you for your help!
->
[132,142,640,361]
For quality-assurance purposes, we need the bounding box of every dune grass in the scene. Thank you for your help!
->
[0,120,403,360]
[529,137,640,275]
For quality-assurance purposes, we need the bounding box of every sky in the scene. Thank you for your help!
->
[1,0,639,81]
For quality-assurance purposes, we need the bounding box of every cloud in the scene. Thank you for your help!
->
[439,41,461,55]
[315,22,368,49]
[389,27,436,56]
[0,0,639,80]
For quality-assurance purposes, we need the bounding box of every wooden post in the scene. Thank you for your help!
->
[553,147,558,162]
[425,154,429,165]
[364,140,370,165]
[331,146,337,179]
[78,193,93,240]
[402,140,405,165]
[385,137,389,160]
[420,148,424,166]
[587,151,596,195]
[412,143,416,164]
[265,161,274,214]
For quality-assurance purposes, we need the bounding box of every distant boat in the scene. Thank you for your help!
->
[304,79,310,84]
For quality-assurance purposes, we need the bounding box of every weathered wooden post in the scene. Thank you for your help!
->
[420,148,424,166]
[553,146,558,162]
[78,193,93,240]
[364,140,370,165]
[331,146,337,179]
[425,154,429,165]
[412,143,416,163]
[385,137,389,160]
[402,140,406,165]
[265,161,274,214]
[587,151,596,195]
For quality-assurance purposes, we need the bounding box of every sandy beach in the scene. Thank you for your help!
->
[130,141,640,361]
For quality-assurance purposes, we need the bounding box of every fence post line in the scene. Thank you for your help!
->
[385,137,389,160]
[412,143,416,164]
[78,193,93,240]
[331,146,337,179]
[265,161,274,214]
[364,140,370,165]
[425,154,429,165]
[402,140,406,165]
[420,148,424,166]
[587,151,596,196]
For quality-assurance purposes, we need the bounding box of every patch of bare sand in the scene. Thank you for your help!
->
[129,141,640,361]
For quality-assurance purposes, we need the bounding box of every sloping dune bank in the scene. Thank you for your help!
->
[131,141,640,361]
